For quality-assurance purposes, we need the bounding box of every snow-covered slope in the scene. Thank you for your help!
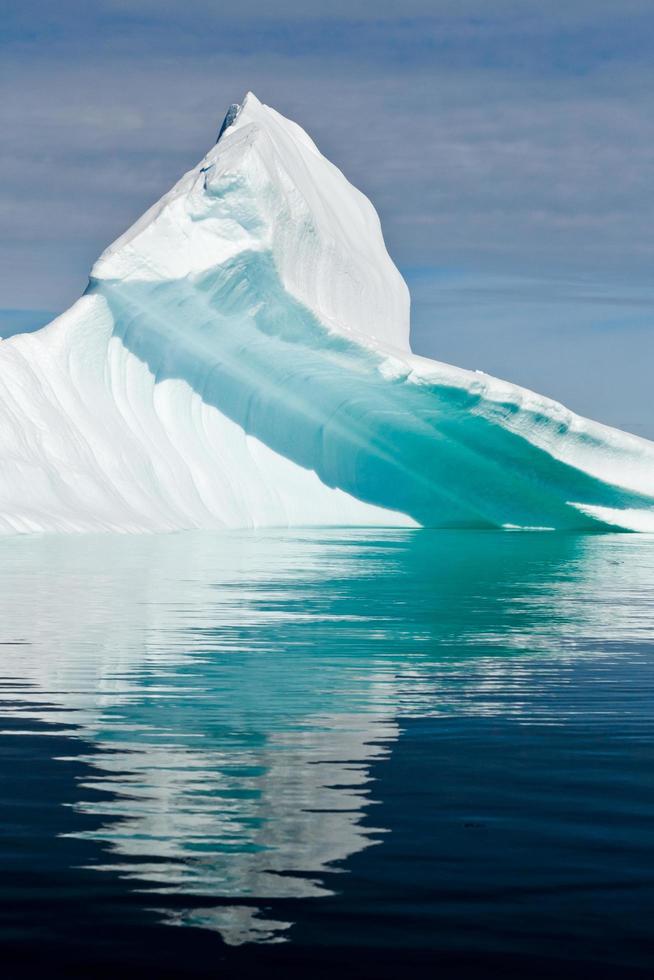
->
[1,92,653,533]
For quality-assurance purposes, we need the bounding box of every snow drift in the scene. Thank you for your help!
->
[1,92,654,533]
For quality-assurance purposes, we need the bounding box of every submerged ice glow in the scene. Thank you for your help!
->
[1,93,653,532]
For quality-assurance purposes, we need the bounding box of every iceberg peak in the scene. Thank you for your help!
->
[215,90,263,141]
[92,91,410,352]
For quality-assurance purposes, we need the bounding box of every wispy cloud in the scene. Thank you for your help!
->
[2,2,652,433]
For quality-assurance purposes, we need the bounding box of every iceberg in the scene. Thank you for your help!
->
[1,92,653,533]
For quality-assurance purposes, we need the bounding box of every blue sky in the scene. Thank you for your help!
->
[2,1,653,435]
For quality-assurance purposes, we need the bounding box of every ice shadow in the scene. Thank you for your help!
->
[92,251,654,529]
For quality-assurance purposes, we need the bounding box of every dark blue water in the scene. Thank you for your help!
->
[1,529,654,978]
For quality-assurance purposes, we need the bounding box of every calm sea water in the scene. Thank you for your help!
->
[1,529,654,978]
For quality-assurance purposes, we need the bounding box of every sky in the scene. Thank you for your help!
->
[1,0,653,436]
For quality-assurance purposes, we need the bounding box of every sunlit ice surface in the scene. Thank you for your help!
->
[1,529,654,974]
[2,93,654,535]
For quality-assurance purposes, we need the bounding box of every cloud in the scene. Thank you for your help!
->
[407,271,654,438]
[2,2,653,433]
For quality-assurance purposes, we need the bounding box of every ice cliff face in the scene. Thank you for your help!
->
[1,92,653,533]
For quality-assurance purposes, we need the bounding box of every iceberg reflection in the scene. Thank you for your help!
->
[0,529,653,945]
